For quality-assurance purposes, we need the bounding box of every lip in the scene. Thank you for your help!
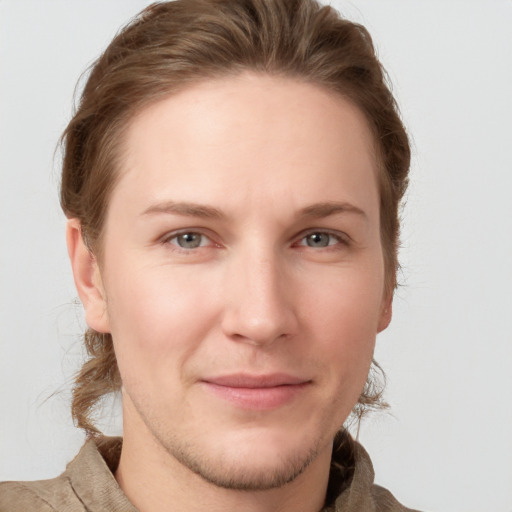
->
[200,373,311,410]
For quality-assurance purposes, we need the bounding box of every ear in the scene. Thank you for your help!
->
[66,219,110,333]
[377,294,393,333]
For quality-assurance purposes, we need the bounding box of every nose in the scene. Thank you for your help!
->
[221,249,299,347]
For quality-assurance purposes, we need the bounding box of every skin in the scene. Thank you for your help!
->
[68,73,392,512]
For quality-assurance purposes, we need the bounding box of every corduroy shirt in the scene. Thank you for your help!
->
[0,432,420,511]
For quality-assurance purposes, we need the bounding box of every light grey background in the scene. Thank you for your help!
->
[1,1,511,511]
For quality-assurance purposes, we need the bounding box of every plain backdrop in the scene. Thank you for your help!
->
[1,1,511,511]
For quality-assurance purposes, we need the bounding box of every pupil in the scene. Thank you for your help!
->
[308,233,329,247]
[179,233,201,248]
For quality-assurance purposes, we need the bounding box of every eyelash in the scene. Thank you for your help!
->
[295,230,349,249]
[162,230,217,250]
[161,229,349,252]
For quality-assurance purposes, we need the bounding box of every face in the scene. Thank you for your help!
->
[82,73,391,489]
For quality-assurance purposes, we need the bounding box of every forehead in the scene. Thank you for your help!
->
[111,72,379,220]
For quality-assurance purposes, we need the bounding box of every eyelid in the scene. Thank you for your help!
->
[160,228,218,248]
[157,227,351,250]
[294,228,351,246]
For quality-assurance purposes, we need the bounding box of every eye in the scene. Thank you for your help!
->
[168,232,210,249]
[298,231,344,248]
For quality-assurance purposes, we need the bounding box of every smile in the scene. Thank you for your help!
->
[200,374,312,410]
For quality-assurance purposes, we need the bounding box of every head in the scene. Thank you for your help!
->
[61,0,410,470]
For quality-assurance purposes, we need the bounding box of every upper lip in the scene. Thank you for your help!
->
[202,373,310,388]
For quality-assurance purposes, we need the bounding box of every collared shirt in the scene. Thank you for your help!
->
[0,433,420,511]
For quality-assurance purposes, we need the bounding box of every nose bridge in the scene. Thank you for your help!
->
[222,242,297,345]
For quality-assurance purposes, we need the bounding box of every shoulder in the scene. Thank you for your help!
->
[371,484,421,512]
[0,475,80,511]
[327,431,422,512]
[0,436,131,512]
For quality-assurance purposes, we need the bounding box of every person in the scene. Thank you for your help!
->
[0,0,419,510]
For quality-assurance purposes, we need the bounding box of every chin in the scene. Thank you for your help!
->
[170,438,321,491]
[156,423,328,491]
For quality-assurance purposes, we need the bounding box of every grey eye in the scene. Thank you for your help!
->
[175,232,204,249]
[305,232,332,247]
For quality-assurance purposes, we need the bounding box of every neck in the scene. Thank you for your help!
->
[115,403,332,512]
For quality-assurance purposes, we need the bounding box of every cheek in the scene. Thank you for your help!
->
[303,267,383,379]
[103,262,222,369]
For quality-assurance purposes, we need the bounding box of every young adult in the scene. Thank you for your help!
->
[0,0,418,510]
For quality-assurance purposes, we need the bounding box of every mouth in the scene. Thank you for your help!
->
[200,373,312,410]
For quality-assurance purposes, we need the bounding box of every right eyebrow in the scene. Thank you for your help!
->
[141,200,226,220]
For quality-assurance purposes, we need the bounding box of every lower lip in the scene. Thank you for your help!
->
[202,382,310,410]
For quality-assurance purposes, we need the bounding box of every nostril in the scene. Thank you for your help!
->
[221,304,297,347]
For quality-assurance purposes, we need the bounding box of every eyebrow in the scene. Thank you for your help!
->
[298,201,367,220]
[141,200,366,221]
[142,200,225,219]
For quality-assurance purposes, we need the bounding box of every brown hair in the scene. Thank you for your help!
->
[60,0,410,435]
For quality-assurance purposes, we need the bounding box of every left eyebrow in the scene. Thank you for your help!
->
[298,201,367,220]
